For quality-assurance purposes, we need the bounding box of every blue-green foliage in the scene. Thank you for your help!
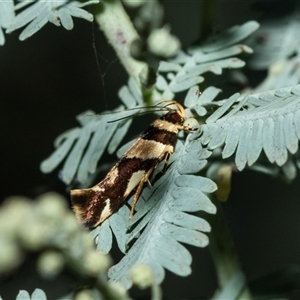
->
[15,289,47,300]
[246,10,300,70]
[156,21,258,99]
[2,1,300,298]
[38,21,264,284]
[40,78,143,184]
[0,0,14,45]
[202,85,300,173]
[2,0,98,42]
[106,137,216,286]
[41,21,259,185]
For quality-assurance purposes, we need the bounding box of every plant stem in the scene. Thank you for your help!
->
[94,0,145,83]
[207,196,253,299]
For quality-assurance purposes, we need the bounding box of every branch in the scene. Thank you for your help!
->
[94,0,145,82]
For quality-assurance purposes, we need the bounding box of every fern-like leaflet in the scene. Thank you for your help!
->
[6,0,99,41]
[15,289,47,300]
[38,20,261,285]
[200,85,300,171]
[92,135,216,287]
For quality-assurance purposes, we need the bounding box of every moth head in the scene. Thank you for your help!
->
[158,100,186,125]
[160,100,185,119]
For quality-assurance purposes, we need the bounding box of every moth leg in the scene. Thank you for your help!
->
[162,151,172,172]
[146,158,164,186]
[177,124,197,132]
[129,153,172,218]
[129,167,155,218]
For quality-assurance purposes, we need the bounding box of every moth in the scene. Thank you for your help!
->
[71,100,195,228]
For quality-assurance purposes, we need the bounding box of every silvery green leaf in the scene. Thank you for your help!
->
[201,123,218,145]
[7,0,97,40]
[220,95,248,121]
[235,120,253,170]
[206,93,240,124]
[19,9,49,40]
[7,1,46,33]
[108,119,133,154]
[93,220,113,254]
[170,76,204,93]
[193,105,207,116]
[178,153,207,174]
[163,210,211,232]
[284,113,298,154]
[208,123,230,149]
[156,75,169,90]
[107,136,215,287]
[58,8,74,30]
[128,77,143,105]
[187,58,245,77]
[61,121,95,183]
[184,86,200,107]
[159,223,209,247]
[294,110,300,139]
[263,117,275,163]
[153,237,192,265]
[292,85,300,95]
[16,291,30,300]
[247,119,264,166]
[159,61,182,72]
[41,79,145,184]
[118,77,143,106]
[65,6,95,20]
[247,11,300,70]
[31,289,47,300]
[167,50,189,64]
[201,84,300,170]
[274,114,287,166]
[202,21,259,52]
[222,121,242,159]
[0,0,14,44]
[148,244,191,276]
[109,207,130,254]
[192,44,253,63]
[156,21,258,103]
[198,86,222,105]
[93,205,130,254]
[40,128,81,174]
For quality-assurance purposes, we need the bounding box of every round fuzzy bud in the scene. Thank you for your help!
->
[83,250,112,276]
[74,289,94,300]
[37,250,64,278]
[0,238,23,274]
[147,27,180,58]
[130,264,153,289]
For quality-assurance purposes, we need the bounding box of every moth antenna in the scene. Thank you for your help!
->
[90,100,185,123]
[107,108,167,123]
[106,100,182,123]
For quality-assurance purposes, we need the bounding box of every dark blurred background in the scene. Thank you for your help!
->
[1,1,300,299]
